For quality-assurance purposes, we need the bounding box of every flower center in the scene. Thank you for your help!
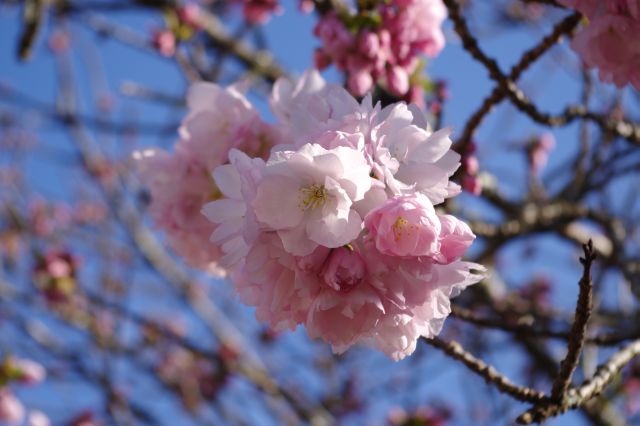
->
[392,216,417,241]
[299,184,328,211]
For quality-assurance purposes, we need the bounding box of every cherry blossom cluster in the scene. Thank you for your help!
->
[560,0,640,90]
[0,357,48,426]
[314,0,447,101]
[136,70,483,360]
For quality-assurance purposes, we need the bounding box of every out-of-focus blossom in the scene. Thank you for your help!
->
[134,81,278,274]
[27,411,50,426]
[151,30,176,57]
[177,3,202,29]
[29,198,72,237]
[462,174,482,195]
[0,389,24,425]
[314,0,447,99]
[527,132,556,174]
[9,358,46,385]
[47,30,70,54]
[461,142,482,195]
[33,249,79,303]
[388,404,452,425]
[239,0,283,24]
[68,411,103,426]
[156,347,227,410]
[560,0,640,89]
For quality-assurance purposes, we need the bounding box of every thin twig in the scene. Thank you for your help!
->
[425,337,548,404]
[550,240,596,400]
[444,0,640,145]
[517,338,640,424]
[455,11,581,152]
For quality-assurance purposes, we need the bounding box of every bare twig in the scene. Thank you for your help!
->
[550,240,596,400]
[425,337,548,404]
[17,0,44,60]
[517,338,640,424]
[455,11,581,152]
[444,0,640,145]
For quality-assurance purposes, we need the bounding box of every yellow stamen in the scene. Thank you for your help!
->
[299,184,328,211]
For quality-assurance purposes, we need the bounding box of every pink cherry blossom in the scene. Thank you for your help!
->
[270,70,361,142]
[437,214,475,264]
[135,82,277,274]
[269,73,460,204]
[367,104,461,204]
[141,70,485,360]
[252,143,372,256]
[202,149,266,269]
[561,0,640,89]
[364,194,441,258]
[232,233,313,331]
[369,259,485,360]
[134,149,223,274]
[320,247,367,292]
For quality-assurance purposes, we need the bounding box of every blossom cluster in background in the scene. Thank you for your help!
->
[313,0,447,102]
[136,70,483,360]
[561,0,640,90]
[0,357,48,426]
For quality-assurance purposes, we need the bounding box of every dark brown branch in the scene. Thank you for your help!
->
[455,11,581,152]
[425,337,548,404]
[443,0,640,145]
[517,338,640,424]
[17,0,44,60]
[451,305,638,346]
[550,240,596,400]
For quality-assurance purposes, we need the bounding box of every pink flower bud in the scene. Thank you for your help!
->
[48,30,70,55]
[428,100,441,115]
[348,70,374,97]
[314,48,332,70]
[177,3,201,29]
[462,174,482,196]
[386,66,409,96]
[12,358,46,385]
[357,31,380,58]
[152,30,176,57]
[243,0,282,25]
[437,215,475,264]
[539,132,555,151]
[529,147,549,174]
[462,155,479,175]
[299,0,314,14]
